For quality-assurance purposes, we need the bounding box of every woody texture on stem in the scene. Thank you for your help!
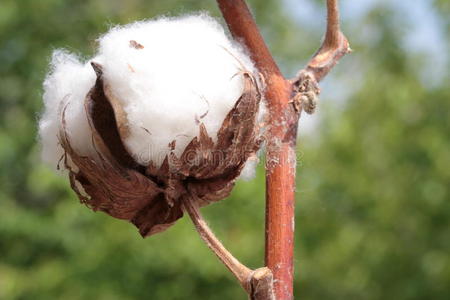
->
[216,0,350,299]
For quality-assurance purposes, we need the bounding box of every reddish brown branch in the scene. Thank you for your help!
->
[325,0,341,48]
[217,1,296,299]
[216,1,350,299]
[182,194,252,288]
[294,0,351,83]
[183,195,274,299]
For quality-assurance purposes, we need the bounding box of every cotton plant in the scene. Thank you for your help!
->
[39,0,350,297]
[39,14,265,237]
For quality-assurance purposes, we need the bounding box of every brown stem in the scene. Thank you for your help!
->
[325,0,341,48]
[217,1,296,299]
[183,195,274,299]
[217,1,349,299]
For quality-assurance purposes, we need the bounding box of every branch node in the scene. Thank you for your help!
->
[290,70,321,115]
[248,267,275,300]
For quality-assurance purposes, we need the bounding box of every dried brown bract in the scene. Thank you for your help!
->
[59,63,262,237]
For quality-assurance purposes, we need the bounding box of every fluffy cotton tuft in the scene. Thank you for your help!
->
[39,14,262,178]
[39,50,99,167]
[97,14,257,166]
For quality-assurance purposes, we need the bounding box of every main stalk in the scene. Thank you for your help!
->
[216,1,297,299]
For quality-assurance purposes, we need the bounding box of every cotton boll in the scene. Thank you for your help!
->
[38,14,267,240]
[39,51,97,168]
[97,14,258,166]
[40,14,265,181]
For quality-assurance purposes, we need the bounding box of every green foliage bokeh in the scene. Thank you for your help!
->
[0,0,449,299]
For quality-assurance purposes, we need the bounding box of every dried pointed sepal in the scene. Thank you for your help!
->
[187,179,235,207]
[131,194,183,237]
[214,73,261,171]
[103,83,132,140]
[177,73,261,180]
[59,105,183,236]
[87,62,138,169]
[90,62,133,153]
[165,72,262,206]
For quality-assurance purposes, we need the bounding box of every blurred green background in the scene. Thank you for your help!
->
[0,0,449,299]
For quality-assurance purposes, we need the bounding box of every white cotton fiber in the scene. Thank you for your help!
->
[39,50,99,168]
[96,14,257,166]
[240,156,259,181]
[40,14,261,179]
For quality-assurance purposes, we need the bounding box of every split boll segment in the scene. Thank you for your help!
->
[39,15,266,237]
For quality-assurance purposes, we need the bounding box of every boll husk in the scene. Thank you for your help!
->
[39,14,265,237]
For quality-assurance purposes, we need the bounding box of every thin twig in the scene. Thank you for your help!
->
[183,194,274,299]
[325,0,341,48]
[182,194,252,288]
[290,0,351,115]
[294,0,351,84]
